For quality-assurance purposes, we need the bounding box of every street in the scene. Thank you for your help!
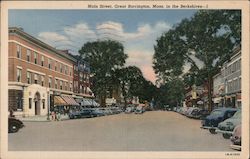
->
[9,111,235,151]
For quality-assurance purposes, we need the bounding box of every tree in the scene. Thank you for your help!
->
[79,40,128,106]
[115,66,144,108]
[153,10,241,111]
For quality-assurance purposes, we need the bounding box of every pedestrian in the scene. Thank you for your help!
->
[51,111,56,121]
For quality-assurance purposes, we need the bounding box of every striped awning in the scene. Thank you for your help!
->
[54,96,67,106]
[61,96,79,106]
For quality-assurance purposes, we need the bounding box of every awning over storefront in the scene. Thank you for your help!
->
[61,96,79,106]
[75,98,100,107]
[54,96,67,106]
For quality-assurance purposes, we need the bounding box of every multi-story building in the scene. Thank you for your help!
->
[220,46,241,108]
[8,27,94,117]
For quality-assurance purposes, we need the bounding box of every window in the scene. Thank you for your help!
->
[27,50,31,62]
[42,100,45,109]
[27,72,31,84]
[34,74,38,84]
[60,81,63,90]
[17,45,21,58]
[29,98,32,109]
[70,69,72,76]
[55,61,57,71]
[55,79,58,89]
[49,77,52,88]
[48,59,51,69]
[60,64,63,73]
[65,65,67,74]
[41,56,44,66]
[239,77,241,89]
[34,52,38,64]
[17,69,22,82]
[80,85,82,93]
[70,82,72,91]
[80,73,83,81]
[65,82,68,91]
[41,76,45,86]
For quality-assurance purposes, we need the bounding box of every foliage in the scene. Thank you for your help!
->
[79,40,128,106]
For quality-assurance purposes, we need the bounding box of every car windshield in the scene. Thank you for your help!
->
[232,110,241,118]
[211,110,223,116]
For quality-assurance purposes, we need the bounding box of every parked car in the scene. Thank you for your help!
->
[92,108,105,116]
[230,124,241,151]
[135,106,145,114]
[216,109,241,139]
[80,108,95,118]
[180,107,189,115]
[188,108,209,119]
[186,107,200,117]
[201,107,238,134]
[125,107,134,114]
[68,108,82,119]
[8,117,24,133]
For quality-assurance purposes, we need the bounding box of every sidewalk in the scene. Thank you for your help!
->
[16,114,70,122]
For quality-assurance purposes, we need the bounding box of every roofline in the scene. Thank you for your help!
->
[9,27,77,63]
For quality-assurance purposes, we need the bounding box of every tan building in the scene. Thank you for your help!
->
[8,27,93,117]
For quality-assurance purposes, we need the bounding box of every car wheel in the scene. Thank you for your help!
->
[222,133,231,139]
[209,128,217,134]
[9,123,19,133]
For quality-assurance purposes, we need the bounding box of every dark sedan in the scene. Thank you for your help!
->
[201,107,238,134]
[8,117,24,133]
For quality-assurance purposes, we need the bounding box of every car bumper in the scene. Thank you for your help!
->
[215,129,233,135]
[200,126,216,130]
[230,144,241,151]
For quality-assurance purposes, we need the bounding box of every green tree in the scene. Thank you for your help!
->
[115,66,144,108]
[79,40,128,106]
[153,10,241,111]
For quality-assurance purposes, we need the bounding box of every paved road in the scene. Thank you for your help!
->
[9,111,236,151]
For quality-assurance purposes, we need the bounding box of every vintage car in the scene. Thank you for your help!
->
[185,107,200,117]
[125,107,134,114]
[216,109,241,139]
[68,109,82,119]
[230,124,241,151]
[188,109,210,119]
[8,117,24,133]
[201,107,237,134]
[135,106,145,114]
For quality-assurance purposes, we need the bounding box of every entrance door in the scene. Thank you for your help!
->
[34,92,41,115]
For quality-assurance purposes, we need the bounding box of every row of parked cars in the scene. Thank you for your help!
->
[173,106,241,151]
[68,106,123,119]
[201,107,241,150]
[173,106,210,119]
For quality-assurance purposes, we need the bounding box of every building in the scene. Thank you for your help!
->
[8,27,94,117]
[220,46,241,108]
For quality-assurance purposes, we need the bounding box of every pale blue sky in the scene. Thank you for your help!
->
[9,10,197,82]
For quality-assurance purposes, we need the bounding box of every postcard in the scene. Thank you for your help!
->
[0,1,249,159]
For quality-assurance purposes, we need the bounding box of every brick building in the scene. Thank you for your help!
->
[8,27,93,117]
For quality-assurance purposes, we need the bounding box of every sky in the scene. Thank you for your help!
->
[9,10,197,83]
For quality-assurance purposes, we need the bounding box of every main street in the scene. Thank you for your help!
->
[9,111,235,151]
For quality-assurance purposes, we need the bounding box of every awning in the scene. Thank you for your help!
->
[61,96,79,106]
[54,96,67,106]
